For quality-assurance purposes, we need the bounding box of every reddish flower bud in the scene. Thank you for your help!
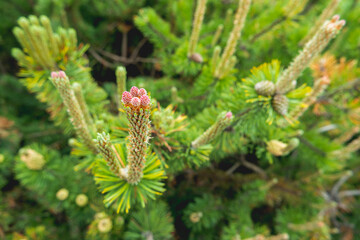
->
[331,15,340,23]
[140,95,150,107]
[225,112,233,119]
[58,71,67,79]
[121,91,132,105]
[130,86,139,97]
[51,71,59,79]
[131,97,140,107]
[139,88,147,96]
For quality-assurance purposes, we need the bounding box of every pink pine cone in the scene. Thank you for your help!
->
[140,95,150,107]
[225,112,233,119]
[51,72,59,78]
[139,88,147,96]
[130,86,139,97]
[122,91,132,105]
[131,97,140,107]
[58,71,67,79]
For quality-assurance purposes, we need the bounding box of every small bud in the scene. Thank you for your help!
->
[131,97,140,107]
[139,88,147,96]
[98,218,113,233]
[18,17,30,28]
[72,82,81,91]
[58,71,66,79]
[189,212,203,223]
[336,20,346,29]
[189,53,203,63]
[95,212,107,220]
[56,188,69,201]
[267,140,287,156]
[68,138,77,147]
[20,149,46,170]
[225,112,233,119]
[140,95,150,107]
[283,138,300,155]
[255,80,276,97]
[121,91,132,105]
[272,95,289,116]
[115,216,124,226]
[75,194,89,207]
[331,15,340,23]
[130,86,139,97]
[51,72,59,79]
[287,138,300,149]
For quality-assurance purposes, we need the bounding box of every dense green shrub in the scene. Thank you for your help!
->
[1,0,360,239]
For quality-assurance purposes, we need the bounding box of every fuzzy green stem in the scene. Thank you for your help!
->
[125,107,151,184]
[191,111,233,149]
[51,71,98,153]
[122,87,152,184]
[116,66,127,108]
[300,0,341,45]
[214,0,251,78]
[211,46,221,74]
[276,16,345,94]
[95,133,127,179]
[188,0,207,57]
[334,126,360,145]
[211,24,223,47]
[72,82,94,132]
[290,76,330,121]
[40,15,59,57]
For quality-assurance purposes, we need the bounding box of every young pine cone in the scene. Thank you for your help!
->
[272,95,289,116]
[254,80,275,97]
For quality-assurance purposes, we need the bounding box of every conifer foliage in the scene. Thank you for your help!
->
[1,0,360,239]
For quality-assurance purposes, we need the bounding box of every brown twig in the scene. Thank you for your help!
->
[298,136,326,157]
[225,162,241,175]
[89,48,115,68]
[94,48,159,66]
[320,78,360,100]
[239,155,267,179]
[122,31,127,59]
[130,38,147,62]
[249,16,286,43]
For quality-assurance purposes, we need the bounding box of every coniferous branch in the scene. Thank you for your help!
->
[214,0,251,78]
[192,111,233,149]
[72,82,94,131]
[300,0,341,46]
[50,71,98,153]
[211,24,223,47]
[276,15,345,94]
[288,221,327,232]
[95,132,128,179]
[333,126,360,144]
[289,76,331,121]
[14,17,55,69]
[12,15,108,133]
[210,46,221,74]
[39,15,59,57]
[331,136,360,160]
[121,86,151,184]
[188,0,207,58]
